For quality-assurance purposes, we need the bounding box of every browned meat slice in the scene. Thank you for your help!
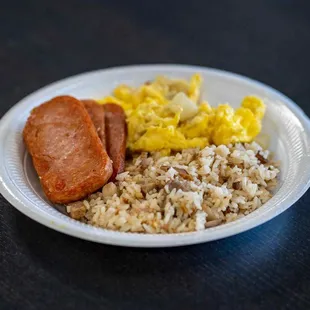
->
[82,99,106,148]
[23,95,113,204]
[104,103,127,181]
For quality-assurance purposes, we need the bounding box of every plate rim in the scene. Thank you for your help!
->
[1,64,310,247]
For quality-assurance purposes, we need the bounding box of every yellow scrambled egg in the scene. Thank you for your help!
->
[99,74,265,152]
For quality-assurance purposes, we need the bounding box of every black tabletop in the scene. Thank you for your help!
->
[1,1,310,309]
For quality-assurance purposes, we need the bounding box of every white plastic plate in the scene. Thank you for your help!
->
[0,65,310,247]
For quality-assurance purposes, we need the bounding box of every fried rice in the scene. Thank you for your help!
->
[67,142,279,234]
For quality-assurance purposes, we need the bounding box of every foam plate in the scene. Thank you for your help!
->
[0,65,309,247]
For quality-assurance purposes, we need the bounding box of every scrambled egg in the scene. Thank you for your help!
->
[99,74,265,152]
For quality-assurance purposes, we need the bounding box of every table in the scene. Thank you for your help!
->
[1,1,310,309]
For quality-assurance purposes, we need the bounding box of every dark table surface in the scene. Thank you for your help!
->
[1,0,310,309]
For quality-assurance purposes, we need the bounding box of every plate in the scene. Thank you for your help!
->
[1,64,310,247]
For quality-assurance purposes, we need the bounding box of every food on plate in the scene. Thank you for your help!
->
[24,74,280,233]
[23,96,112,204]
[104,103,127,181]
[99,74,265,152]
[66,201,87,220]
[68,142,279,233]
[82,99,106,148]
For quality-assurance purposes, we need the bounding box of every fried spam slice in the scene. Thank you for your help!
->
[104,103,127,181]
[23,96,112,204]
[82,99,106,148]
